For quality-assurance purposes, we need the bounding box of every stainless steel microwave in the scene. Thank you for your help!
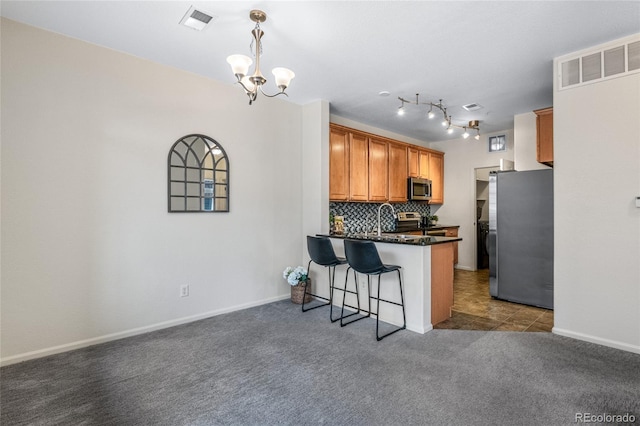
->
[408,177,432,200]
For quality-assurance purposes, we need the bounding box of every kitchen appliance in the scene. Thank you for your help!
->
[408,177,432,201]
[395,211,422,233]
[477,220,489,269]
[488,169,553,309]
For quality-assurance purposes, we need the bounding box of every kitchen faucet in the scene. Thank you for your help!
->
[377,203,397,236]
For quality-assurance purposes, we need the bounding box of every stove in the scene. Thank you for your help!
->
[395,211,422,232]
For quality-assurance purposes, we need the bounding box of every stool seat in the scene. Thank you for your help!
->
[342,239,407,341]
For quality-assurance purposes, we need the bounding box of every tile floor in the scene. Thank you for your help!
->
[434,269,554,332]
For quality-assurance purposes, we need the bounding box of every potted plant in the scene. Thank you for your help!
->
[283,266,311,304]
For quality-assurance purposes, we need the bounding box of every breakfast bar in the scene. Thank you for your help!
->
[314,233,462,334]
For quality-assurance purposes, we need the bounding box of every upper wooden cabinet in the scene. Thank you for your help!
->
[388,143,408,202]
[534,107,553,167]
[329,123,444,204]
[428,152,444,204]
[329,126,350,201]
[419,150,430,179]
[408,147,419,178]
[349,132,369,201]
[368,138,389,201]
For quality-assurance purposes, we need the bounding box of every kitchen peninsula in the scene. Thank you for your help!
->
[316,233,462,333]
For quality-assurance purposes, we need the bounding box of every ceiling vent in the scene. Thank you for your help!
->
[559,35,640,90]
[180,6,217,31]
[462,103,483,112]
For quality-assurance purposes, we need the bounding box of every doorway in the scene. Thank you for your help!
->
[474,166,499,270]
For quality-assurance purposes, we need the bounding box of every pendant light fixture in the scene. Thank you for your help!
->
[397,94,481,139]
[226,10,295,105]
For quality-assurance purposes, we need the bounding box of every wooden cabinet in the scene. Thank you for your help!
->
[431,242,454,325]
[368,138,389,201]
[329,123,445,204]
[428,152,444,204]
[329,126,350,201]
[349,132,369,201]
[441,226,459,265]
[534,107,553,166]
[388,143,408,202]
[408,147,419,178]
[418,150,430,179]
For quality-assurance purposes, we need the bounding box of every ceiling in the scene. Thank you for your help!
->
[2,1,639,142]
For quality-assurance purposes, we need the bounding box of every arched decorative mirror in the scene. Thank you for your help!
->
[168,134,229,212]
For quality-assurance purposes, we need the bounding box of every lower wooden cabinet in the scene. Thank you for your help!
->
[442,227,459,265]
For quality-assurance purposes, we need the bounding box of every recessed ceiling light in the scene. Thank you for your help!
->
[462,103,483,112]
[378,91,391,97]
[180,6,217,31]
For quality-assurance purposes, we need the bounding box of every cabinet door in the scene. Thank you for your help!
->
[388,143,408,202]
[535,107,553,166]
[428,152,444,204]
[444,227,459,265]
[408,147,419,178]
[368,138,389,201]
[349,132,369,201]
[419,150,430,179]
[329,126,349,201]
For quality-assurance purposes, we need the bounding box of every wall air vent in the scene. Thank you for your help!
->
[462,103,483,112]
[558,34,640,90]
[180,6,217,31]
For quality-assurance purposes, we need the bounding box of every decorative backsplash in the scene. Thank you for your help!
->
[330,202,431,234]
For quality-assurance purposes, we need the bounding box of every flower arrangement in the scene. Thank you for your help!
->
[283,266,308,286]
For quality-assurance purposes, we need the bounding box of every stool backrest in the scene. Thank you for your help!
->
[344,239,385,274]
[307,236,341,266]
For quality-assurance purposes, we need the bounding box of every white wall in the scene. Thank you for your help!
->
[0,19,308,363]
[553,37,640,353]
[429,130,514,271]
[514,112,552,171]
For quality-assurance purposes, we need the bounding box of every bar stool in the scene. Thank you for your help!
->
[342,239,407,341]
[304,236,348,322]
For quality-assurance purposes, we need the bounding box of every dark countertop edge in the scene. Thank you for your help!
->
[318,233,462,247]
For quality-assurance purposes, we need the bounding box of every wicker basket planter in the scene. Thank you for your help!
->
[290,279,312,304]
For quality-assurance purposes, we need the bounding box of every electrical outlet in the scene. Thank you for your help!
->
[180,284,189,297]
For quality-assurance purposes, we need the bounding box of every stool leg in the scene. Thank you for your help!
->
[329,265,340,323]
[340,269,368,327]
[375,270,407,341]
[302,260,332,313]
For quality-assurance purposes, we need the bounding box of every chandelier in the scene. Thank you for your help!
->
[397,94,481,140]
[226,10,295,105]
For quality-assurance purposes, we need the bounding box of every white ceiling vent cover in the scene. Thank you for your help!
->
[559,34,640,90]
[462,103,483,111]
[180,6,217,31]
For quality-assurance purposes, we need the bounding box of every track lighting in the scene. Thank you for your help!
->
[396,94,481,138]
[227,10,295,105]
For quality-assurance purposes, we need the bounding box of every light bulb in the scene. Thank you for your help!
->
[462,130,470,139]
[427,108,435,119]
[272,67,295,90]
[447,127,454,134]
[441,119,448,127]
[474,134,480,141]
[397,107,405,116]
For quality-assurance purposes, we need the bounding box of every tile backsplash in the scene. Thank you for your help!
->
[330,202,431,234]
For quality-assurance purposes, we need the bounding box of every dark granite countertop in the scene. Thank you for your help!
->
[319,233,462,247]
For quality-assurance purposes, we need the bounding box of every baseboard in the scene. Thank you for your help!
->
[552,327,640,354]
[454,265,475,271]
[0,294,291,367]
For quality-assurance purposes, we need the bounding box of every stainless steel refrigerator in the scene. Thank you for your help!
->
[488,169,553,309]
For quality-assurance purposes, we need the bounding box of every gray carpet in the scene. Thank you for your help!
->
[1,300,639,425]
